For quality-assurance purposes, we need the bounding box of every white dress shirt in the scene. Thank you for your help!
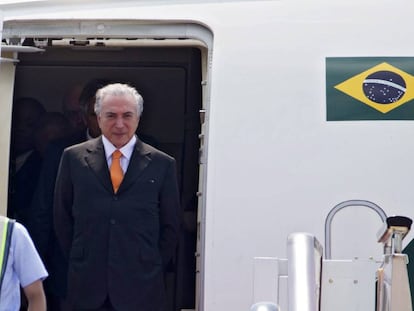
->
[101,135,136,173]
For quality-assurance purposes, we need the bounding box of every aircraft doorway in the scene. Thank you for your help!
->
[4,30,206,311]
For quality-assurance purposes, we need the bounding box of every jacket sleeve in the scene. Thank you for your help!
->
[53,149,74,259]
[27,143,65,259]
[158,158,180,268]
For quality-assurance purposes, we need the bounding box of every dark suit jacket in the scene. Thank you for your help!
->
[53,136,180,311]
[8,150,43,225]
[28,130,87,298]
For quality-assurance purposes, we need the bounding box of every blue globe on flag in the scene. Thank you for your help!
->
[363,70,406,104]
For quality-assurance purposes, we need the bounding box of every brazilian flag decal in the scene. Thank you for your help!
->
[326,57,414,120]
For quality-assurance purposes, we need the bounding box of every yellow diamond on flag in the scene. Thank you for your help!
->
[334,62,414,113]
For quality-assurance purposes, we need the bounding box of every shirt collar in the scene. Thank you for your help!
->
[102,135,136,161]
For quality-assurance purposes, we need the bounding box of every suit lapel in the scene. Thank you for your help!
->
[84,137,152,194]
[118,138,151,193]
[84,138,113,193]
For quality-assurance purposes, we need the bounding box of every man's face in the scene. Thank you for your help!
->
[12,103,44,155]
[97,94,139,148]
[63,85,84,132]
[85,98,101,138]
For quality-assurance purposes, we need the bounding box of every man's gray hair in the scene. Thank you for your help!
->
[95,83,144,116]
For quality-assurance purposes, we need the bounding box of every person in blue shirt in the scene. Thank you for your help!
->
[0,216,48,311]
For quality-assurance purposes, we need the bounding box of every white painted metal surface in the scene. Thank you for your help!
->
[0,1,413,311]
[321,259,378,311]
[287,233,322,311]
[252,235,380,311]
[253,257,288,307]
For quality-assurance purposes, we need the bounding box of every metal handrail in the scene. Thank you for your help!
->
[324,200,387,259]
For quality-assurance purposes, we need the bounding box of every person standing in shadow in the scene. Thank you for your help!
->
[8,97,46,226]
[61,84,84,134]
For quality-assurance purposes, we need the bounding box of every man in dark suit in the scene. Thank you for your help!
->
[54,83,180,311]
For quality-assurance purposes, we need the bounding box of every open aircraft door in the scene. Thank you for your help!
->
[1,14,212,310]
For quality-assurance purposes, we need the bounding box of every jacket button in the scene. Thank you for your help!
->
[113,196,118,201]
[110,219,116,225]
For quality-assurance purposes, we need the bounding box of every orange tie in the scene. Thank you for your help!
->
[110,150,123,193]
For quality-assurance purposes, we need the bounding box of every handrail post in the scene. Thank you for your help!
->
[324,200,387,259]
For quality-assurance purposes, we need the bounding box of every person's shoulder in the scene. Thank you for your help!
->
[0,217,25,247]
[9,220,33,247]
[138,140,175,162]
[0,216,20,235]
[13,220,30,237]
[64,136,101,154]
[10,219,49,285]
[0,216,23,232]
[49,130,87,151]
